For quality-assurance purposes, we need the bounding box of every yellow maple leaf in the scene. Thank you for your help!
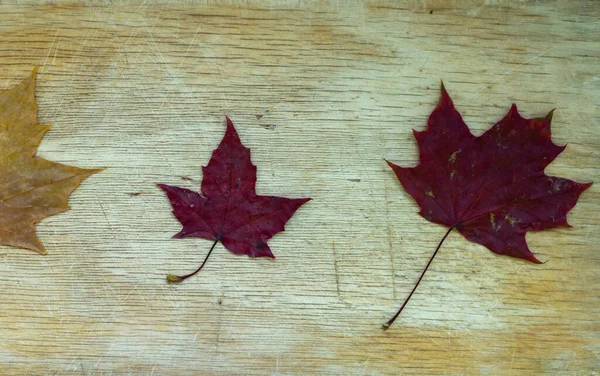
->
[0,68,102,254]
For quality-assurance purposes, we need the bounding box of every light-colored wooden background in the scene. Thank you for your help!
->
[0,1,598,374]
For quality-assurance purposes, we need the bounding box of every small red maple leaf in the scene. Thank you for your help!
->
[384,84,591,329]
[158,117,310,283]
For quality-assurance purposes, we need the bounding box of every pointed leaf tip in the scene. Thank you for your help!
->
[225,115,236,130]
[438,81,454,108]
[17,67,38,95]
[545,109,555,122]
[224,116,240,137]
[439,81,449,100]
[529,254,543,264]
[300,197,313,204]
[507,103,520,118]
[384,159,395,168]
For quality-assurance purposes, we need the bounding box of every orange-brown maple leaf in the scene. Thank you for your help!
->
[0,68,102,254]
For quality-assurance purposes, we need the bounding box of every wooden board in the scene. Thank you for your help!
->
[0,1,598,374]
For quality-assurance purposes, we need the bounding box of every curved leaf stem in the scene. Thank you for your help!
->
[167,239,219,283]
[383,226,454,330]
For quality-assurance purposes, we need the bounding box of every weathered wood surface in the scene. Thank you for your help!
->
[0,1,598,374]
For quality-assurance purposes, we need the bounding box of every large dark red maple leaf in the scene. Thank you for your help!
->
[158,117,310,283]
[384,84,591,329]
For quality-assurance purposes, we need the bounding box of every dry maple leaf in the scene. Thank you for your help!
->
[158,117,310,283]
[0,68,102,254]
[384,84,591,329]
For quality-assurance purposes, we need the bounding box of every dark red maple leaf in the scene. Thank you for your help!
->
[158,117,310,283]
[384,84,591,329]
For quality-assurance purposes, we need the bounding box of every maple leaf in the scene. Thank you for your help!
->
[0,68,102,254]
[384,84,591,329]
[158,117,310,283]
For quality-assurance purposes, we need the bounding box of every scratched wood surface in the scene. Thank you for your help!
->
[0,1,598,375]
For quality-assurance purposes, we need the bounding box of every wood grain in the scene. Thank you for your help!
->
[0,1,598,374]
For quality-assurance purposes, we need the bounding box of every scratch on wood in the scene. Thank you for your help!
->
[384,175,397,300]
[41,30,58,72]
[52,37,60,65]
[332,241,341,300]
[98,202,116,237]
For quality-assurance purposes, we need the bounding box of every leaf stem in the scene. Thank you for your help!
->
[383,226,454,330]
[167,239,219,283]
